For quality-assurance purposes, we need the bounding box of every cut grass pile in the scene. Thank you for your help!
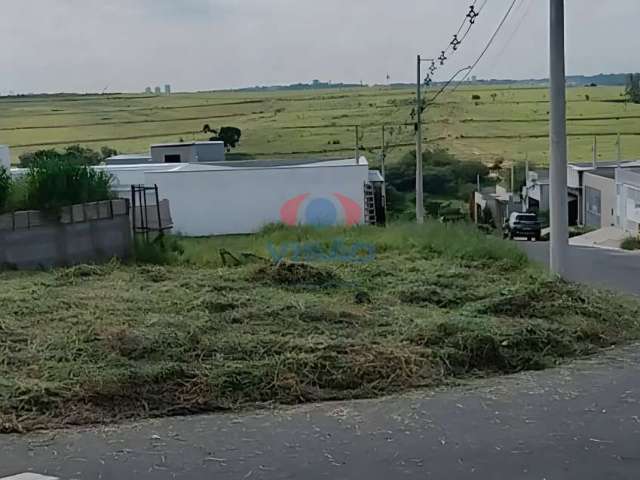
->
[0,222,639,432]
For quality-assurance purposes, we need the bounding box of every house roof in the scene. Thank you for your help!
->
[585,168,617,180]
[570,160,640,171]
[150,141,224,149]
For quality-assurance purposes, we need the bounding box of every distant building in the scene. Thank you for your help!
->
[164,84,171,95]
[154,86,161,95]
[145,87,152,94]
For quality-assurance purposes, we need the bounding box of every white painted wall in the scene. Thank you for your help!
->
[151,144,196,164]
[0,145,10,170]
[150,142,225,164]
[145,163,369,236]
[616,169,640,234]
[583,172,617,228]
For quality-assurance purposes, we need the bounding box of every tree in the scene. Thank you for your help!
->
[0,167,11,212]
[625,73,640,104]
[202,125,242,151]
[490,93,498,102]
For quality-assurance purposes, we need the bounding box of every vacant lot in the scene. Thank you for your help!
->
[1,85,639,166]
[1,223,639,432]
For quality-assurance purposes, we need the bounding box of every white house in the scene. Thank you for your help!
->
[99,156,376,236]
[616,168,640,235]
[106,141,226,166]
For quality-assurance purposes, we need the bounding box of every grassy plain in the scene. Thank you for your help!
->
[2,85,640,167]
[1,223,640,432]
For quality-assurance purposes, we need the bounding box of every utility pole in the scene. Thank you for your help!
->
[617,133,622,165]
[592,136,598,168]
[524,152,530,211]
[416,55,425,224]
[549,0,569,277]
[355,125,360,165]
[381,125,387,180]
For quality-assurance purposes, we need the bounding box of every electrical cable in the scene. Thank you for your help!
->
[449,0,520,94]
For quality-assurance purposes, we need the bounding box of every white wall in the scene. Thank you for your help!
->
[583,172,617,228]
[0,146,10,170]
[195,142,225,162]
[151,145,196,164]
[145,164,369,236]
[616,169,640,234]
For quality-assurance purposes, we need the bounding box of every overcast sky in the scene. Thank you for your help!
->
[1,0,638,94]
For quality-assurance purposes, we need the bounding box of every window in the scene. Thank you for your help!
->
[164,154,181,163]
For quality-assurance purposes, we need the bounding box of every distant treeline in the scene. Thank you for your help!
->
[235,81,361,92]
[391,73,635,89]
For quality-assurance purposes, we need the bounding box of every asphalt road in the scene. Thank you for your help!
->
[521,242,640,296]
[2,346,640,480]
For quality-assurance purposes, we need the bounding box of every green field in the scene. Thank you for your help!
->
[2,85,640,166]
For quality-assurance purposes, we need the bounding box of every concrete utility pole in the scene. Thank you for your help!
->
[617,133,622,165]
[549,0,569,277]
[355,125,360,165]
[416,55,425,224]
[381,125,387,180]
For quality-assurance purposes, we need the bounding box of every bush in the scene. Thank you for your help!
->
[25,156,113,212]
[622,237,640,251]
[471,94,481,101]
[0,167,11,212]
[386,150,492,201]
[134,236,184,265]
[19,145,116,168]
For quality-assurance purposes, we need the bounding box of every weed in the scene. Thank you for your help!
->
[622,236,640,251]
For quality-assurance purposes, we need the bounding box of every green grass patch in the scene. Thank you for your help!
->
[622,237,640,251]
[0,223,638,432]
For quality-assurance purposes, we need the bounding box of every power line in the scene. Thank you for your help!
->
[450,0,521,93]
[412,2,488,120]
[484,0,532,72]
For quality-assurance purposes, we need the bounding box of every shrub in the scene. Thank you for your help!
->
[19,145,116,168]
[0,167,11,212]
[25,156,113,212]
[471,94,481,101]
[133,236,184,265]
[622,237,640,251]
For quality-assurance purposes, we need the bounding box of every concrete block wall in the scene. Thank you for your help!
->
[0,199,132,270]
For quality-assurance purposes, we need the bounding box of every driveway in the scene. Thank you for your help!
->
[521,242,640,296]
[1,346,640,480]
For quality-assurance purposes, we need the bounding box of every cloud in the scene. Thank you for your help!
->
[1,0,639,93]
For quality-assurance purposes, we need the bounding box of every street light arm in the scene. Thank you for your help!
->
[425,66,473,108]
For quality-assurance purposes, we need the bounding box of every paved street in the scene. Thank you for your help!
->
[521,242,640,296]
[2,346,640,480]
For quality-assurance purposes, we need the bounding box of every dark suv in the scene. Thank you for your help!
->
[503,212,542,241]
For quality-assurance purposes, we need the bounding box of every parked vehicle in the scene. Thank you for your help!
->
[503,212,542,241]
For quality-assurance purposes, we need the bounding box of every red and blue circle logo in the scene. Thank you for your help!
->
[280,193,362,226]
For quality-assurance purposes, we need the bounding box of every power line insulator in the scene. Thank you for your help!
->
[438,51,447,66]
[450,34,461,51]
[467,5,479,25]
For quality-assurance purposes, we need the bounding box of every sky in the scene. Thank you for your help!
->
[1,0,639,94]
